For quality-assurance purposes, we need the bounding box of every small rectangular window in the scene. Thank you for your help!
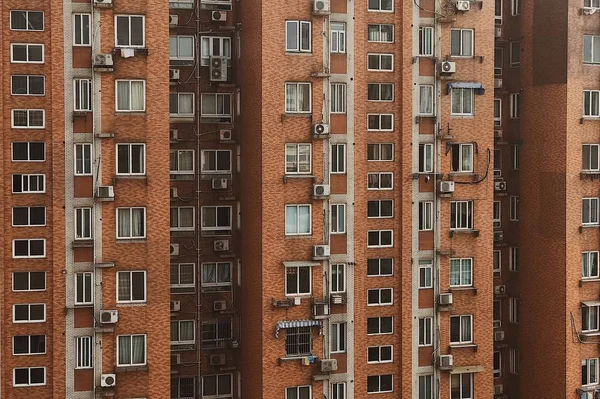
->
[584,35,600,64]
[418,375,433,399]
[170,35,195,60]
[367,114,394,131]
[583,358,599,385]
[450,29,474,57]
[201,149,232,174]
[117,271,147,303]
[331,83,347,114]
[330,204,346,234]
[12,206,46,227]
[419,143,433,173]
[583,251,599,279]
[510,196,519,221]
[511,145,520,170]
[73,14,91,46]
[170,207,195,231]
[451,88,474,115]
[202,320,233,346]
[583,304,600,332]
[170,150,195,174]
[583,145,600,171]
[201,262,231,292]
[331,382,346,399]
[285,83,312,113]
[13,303,46,323]
[367,375,393,393]
[331,23,346,53]
[12,174,45,193]
[11,109,45,128]
[509,246,519,272]
[285,21,312,53]
[171,320,196,344]
[450,315,473,344]
[367,230,393,248]
[13,272,46,292]
[116,144,146,175]
[11,75,44,96]
[418,202,433,231]
[74,143,92,176]
[494,98,502,126]
[13,367,46,387]
[285,266,312,296]
[200,93,232,122]
[583,90,600,118]
[493,201,501,228]
[367,200,394,218]
[511,0,521,15]
[510,41,521,67]
[419,85,434,115]
[368,0,393,12]
[116,207,146,239]
[203,374,233,397]
[367,345,393,363]
[74,79,92,111]
[450,373,473,398]
[12,239,45,258]
[117,334,146,366]
[367,53,394,71]
[10,11,44,31]
[367,288,393,306]
[330,323,346,353]
[494,48,503,75]
[367,172,393,190]
[331,263,346,293]
[12,142,45,162]
[75,336,93,369]
[367,258,393,276]
[493,250,502,277]
[495,0,503,24]
[451,143,474,172]
[201,206,233,236]
[13,335,46,355]
[331,144,346,174]
[510,93,520,118]
[418,317,432,346]
[510,349,520,375]
[450,258,473,287]
[367,83,394,101]
[367,317,393,335]
[115,15,145,47]
[368,24,393,43]
[285,143,312,175]
[115,80,146,112]
[585,0,600,8]
[171,263,196,293]
[450,201,474,230]
[419,27,433,56]
[11,43,44,63]
[75,272,93,305]
[285,205,311,235]
[418,260,432,288]
[367,143,394,161]
[509,297,520,323]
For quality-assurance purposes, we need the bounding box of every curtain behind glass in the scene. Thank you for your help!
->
[132,208,144,237]
[131,81,144,111]
[118,336,131,365]
[117,81,129,111]
[285,206,298,234]
[118,272,130,301]
[118,209,130,237]
[131,335,145,364]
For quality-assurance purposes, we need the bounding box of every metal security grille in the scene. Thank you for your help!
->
[285,327,312,356]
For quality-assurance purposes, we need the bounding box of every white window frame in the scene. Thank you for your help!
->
[200,93,232,122]
[330,203,346,234]
[450,315,473,344]
[368,24,394,43]
[583,251,599,279]
[449,258,473,288]
[285,265,312,296]
[285,386,312,399]
[583,358,599,386]
[367,258,394,277]
[12,142,45,162]
[201,149,232,174]
[203,374,233,398]
[10,43,44,63]
[114,15,145,48]
[330,23,346,53]
[367,83,394,102]
[171,263,196,291]
[10,10,44,31]
[200,36,230,66]
[583,144,600,172]
[11,109,45,129]
[170,35,195,60]
[12,174,45,193]
[367,230,393,248]
[285,82,312,114]
[419,143,433,173]
[367,113,394,131]
[583,90,600,118]
[494,98,502,127]
[509,297,520,323]
[367,172,393,190]
[331,263,346,293]
[116,334,147,366]
[170,320,196,345]
[418,317,433,346]
[13,334,46,356]
[419,260,432,288]
[330,322,346,353]
[201,205,233,236]
[331,83,347,114]
[285,204,312,236]
[115,80,146,112]
[511,0,521,15]
[493,351,502,379]
[509,349,520,374]
[171,206,195,231]
[116,271,147,303]
[493,201,501,228]
[75,207,93,240]
[494,48,503,76]
[331,382,346,399]
[450,201,474,230]
[512,145,520,170]
[12,272,46,292]
[367,199,394,219]
[367,316,393,335]
[201,262,232,291]
[11,75,45,96]
[74,78,92,111]
[419,201,433,231]
[419,27,433,56]
[169,92,195,117]
[367,288,393,306]
[13,367,46,387]
[367,375,393,394]
[495,0,503,24]
[13,303,46,323]
[510,41,521,67]
[367,345,393,364]
[331,143,346,174]
[116,143,146,176]
[585,0,600,9]
[75,272,94,305]
[75,336,93,369]
[451,88,474,116]
[419,84,434,116]
[583,304,600,332]
[584,35,600,65]
[509,246,519,272]
[74,143,92,176]
[510,195,519,221]
[12,239,45,259]
[285,143,312,175]
[450,29,474,57]
[510,93,520,118]
[368,0,393,12]
[116,207,147,240]
[367,53,394,72]
[493,250,502,276]
[285,21,312,53]
[583,197,600,225]
[73,14,91,46]
[170,149,195,175]
[450,373,473,399]
[12,206,46,227]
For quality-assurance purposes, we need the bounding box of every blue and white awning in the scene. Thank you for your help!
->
[275,320,322,339]
[446,82,485,95]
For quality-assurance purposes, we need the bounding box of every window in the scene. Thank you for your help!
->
[367,345,393,363]
[331,83,347,113]
[286,386,311,399]
[117,271,146,303]
[494,98,502,126]
[13,304,45,323]
[117,144,145,175]
[368,144,394,161]
[418,317,433,346]
[368,0,393,11]
[285,83,311,113]
[451,88,474,115]
[367,230,393,248]
[201,206,232,236]
[73,14,91,46]
[171,263,195,292]
[75,272,93,305]
[368,288,393,306]
[11,43,44,63]
[367,113,393,131]
[202,374,233,398]
[13,272,45,292]
[116,207,146,239]
[12,109,44,128]
[13,335,45,355]
[74,143,92,176]
[330,204,346,234]
[115,15,145,47]
[368,200,393,218]
[75,336,93,369]
[367,172,393,190]
[495,0,503,23]
[494,300,501,326]
[583,304,600,332]
[171,207,195,231]
[170,320,195,344]
[493,250,501,276]
[367,375,393,393]
[583,358,599,386]
[331,382,346,399]
[510,93,520,118]
[117,334,146,366]
[583,252,599,279]
[368,24,393,43]
[509,349,520,374]
[418,375,433,399]
[285,265,311,296]
[74,79,92,111]
[200,36,230,65]
[170,0,195,8]
[331,264,346,293]
[493,201,501,228]
[201,262,232,292]
[584,90,600,117]
[450,201,474,230]
[11,75,44,96]
[201,93,232,122]
[367,316,393,335]
[12,142,45,162]
[509,246,519,272]
[419,85,434,115]
[511,0,521,15]
[285,205,311,235]
[285,327,312,356]
[419,260,432,288]
[10,11,43,31]
[510,196,519,221]
[285,21,311,52]
[331,144,346,173]
[494,149,502,174]
[493,351,502,378]
[170,150,195,174]
[12,206,45,227]
[13,174,45,193]
[330,323,346,353]
[512,145,520,170]
[419,143,433,173]
[13,367,45,387]
[584,35,600,64]
[367,53,393,71]
[367,258,393,276]
[172,377,195,399]
[170,35,195,60]
[494,48,503,75]
[419,202,433,231]
[170,92,195,117]
[509,297,520,323]
[201,150,232,174]
[331,23,346,53]
[367,83,394,101]
[583,145,600,172]
[450,315,472,344]
[116,80,146,112]
[419,27,433,56]
[450,373,473,399]
[450,29,474,57]
[450,258,473,287]
[585,0,600,8]
[510,41,521,67]
[13,239,45,258]
[285,144,312,174]
[583,198,600,225]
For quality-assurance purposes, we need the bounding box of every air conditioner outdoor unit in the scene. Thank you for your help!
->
[494,78,503,89]
[169,69,180,80]
[93,53,114,67]
[439,293,453,306]
[99,310,118,324]
[438,354,453,369]
[209,354,226,366]
[494,181,507,191]
[438,180,455,194]
[293,297,302,306]
[170,243,180,256]
[494,129,502,139]
[214,240,230,252]
[493,320,502,329]
[494,384,504,395]
[313,245,331,260]
[494,27,502,37]
[493,231,504,242]
[214,300,227,311]
[440,61,456,74]
[101,374,116,387]
[312,303,330,319]
[454,0,471,11]
[331,294,344,305]
[320,358,338,372]
[210,56,228,82]
[96,185,114,199]
[212,178,229,190]
[170,129,179,141]
[219,129,232,141]
[170,187,178,199]
[313,184,330,198]
[494,330,505,341]
[212,11,227,21]
[169,15,179,26]
[494,285,506,295]
[313,0,331,13]
[93,0,112,7]
[312,123,330,137]
[170,300,181,312]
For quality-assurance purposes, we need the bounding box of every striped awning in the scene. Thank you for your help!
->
[275,320,322,339]
[446,82,485,95]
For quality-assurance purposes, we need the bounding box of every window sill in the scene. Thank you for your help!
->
[113,47,149,56]
[449,229,479,238]
[116,239,147,243]
[449,286,478,293]
[283,174,316,183]
[284,52,313,56]
[285,235,313,239]
[449,343,478,351]
[115,365,148,373]
[116,112,146,116]
[116,303,147,307]
[72,239,94,248]
[580,171,600,180]
[170,115,194,123]
[450,115,475,119]
[580,278,600,287]
[580,225,600,233]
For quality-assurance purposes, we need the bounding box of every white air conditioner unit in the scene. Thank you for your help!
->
[101,374,116,387]
[170,243,180,256]
[212,11,227,21]
[210,56,228,82]
[454,0,471,11]
[94,53,114,67]
[312,303,330,319]
[313,245,330,260]
[170,187,178,199]
[494,129,502,139]
[219,129,232,141]
[493,231,504,242]
[169,15,179,26]
[438,180,455,194]
[99,309,118,324]
[214,240,230,252]
[212,178,229,190]
[494,27,502,38]
[209,354,226,366]
[312,123,330,137]
[494,384,504,395]
[214,300,227,311]
[320,358,338,372]
[170,129,179,141]
[293,297,302,306]
[331,294,344,305]
[313,184,330,198]
[170,300,181,312]
[438,354,453,369]
[494,285,506,295]
[440,61,456,74]
[169,69,180,80]
[494,330,505,341]
[494,181,507,191]
[96,185,114,199]
[493,320,501,329]
[439,293,453,306]
[93,0,112,6]
[313,0,331,13]
[494,78,503,89]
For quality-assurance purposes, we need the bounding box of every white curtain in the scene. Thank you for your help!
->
[118,272,130,301]
[461,317,472,342]
[201,94,215,115]
[218,263,231,283]
[131,335,145,364]
[116,81,129,111]
[131,208,144,237]
[285,84,296,112]
[462,145,473,171]
[462,31,473,56]
[179,36,193,59]
[118,208,130,238]
[285,206,297,234]
[298,206,310,234]
[203,264,216,284]
[118,336,131,365]
[180,321,194,341]
[419,86,433,115]
[179,151,193,172]
[130,81,145,111]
